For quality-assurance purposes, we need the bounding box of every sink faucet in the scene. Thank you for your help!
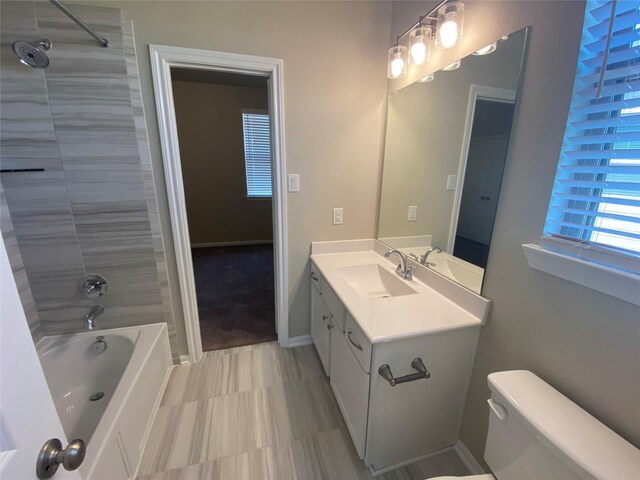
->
[384,249,413,280]
[84,304,104,331]
[420,247,442,267]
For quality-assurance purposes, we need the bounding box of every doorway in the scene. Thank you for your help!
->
[171,69,276,351]
[150,46,289,362]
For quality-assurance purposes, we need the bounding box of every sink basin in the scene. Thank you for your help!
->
[337,264,417,299]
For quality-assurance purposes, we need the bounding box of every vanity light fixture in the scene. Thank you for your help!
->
[409,25,432,65]
[418,73,435,83]
[387,1,465,80]
[441,59,461,71]
[387,44,407,79]
[435,1,464,49]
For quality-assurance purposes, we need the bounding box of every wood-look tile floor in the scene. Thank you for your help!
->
[137,342,470,480]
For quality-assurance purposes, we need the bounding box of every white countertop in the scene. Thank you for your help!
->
[310,250,483,343]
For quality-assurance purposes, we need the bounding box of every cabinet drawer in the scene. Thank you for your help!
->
[310,262,323,293]
[322,283,345,332]
[345,313,372,373]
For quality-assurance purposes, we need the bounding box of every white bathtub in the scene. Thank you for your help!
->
[37,323,172,479]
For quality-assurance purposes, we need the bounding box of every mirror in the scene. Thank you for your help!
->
[378,28,529,294]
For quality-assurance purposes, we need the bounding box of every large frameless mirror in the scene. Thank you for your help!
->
[378,28,530,294]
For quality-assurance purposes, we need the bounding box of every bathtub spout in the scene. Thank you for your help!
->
[84,304,104,331]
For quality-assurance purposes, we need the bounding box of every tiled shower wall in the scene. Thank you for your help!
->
[0,2,179,361]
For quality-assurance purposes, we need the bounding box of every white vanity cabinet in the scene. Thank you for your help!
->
[309,257,482,474]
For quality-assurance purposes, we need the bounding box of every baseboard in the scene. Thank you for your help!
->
[368,445,454,477]
[454,440,486,475]
[287,334,313,347]
[191,240,273,248]
[179,354,190,365]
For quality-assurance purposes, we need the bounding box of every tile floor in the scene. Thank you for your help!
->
[136,342,470,480]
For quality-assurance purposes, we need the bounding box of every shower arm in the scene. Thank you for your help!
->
[49,0,109,47]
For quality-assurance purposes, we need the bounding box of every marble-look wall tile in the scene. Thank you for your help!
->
[1,2,178,357]
[0,1,90,336]
[0,185,42,342]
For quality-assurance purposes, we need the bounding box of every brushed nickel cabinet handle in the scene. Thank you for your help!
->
[327,323,333,330]
[347,328,363,351]
[311,272,319,281]
[322,315,329,321]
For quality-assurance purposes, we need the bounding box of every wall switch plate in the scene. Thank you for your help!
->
[288,174,300,192]
[333,208,343,225]
[408,205,418,221]
[446,175,457,191]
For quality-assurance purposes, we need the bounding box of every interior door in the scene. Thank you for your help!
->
[0,236,81,480]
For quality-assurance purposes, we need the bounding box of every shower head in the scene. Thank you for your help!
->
[11,39,51,69]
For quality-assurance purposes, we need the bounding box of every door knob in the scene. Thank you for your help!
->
[36,438,86,479]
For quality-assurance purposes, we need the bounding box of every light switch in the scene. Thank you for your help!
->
[408,205,418,222]
[288,174,300,192]
[333,208,343,225]
[446,175,457,191]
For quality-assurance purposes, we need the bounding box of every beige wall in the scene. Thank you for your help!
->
[390,0,640,462]
[172,80,272,245]
[378,31,524,247]
[83,1,392,351]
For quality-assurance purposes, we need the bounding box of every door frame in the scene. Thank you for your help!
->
[149,45,289,363]
[447,84,517,253]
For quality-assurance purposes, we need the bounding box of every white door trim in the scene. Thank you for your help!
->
[149,45,289,362]
[447,84,517,253]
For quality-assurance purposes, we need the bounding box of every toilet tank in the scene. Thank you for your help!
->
[484,371,640,480]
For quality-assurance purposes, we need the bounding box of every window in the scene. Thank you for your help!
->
[524,0,640,304]
[242,111,272,197]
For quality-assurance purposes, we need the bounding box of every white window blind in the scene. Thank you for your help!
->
[242,112,272,197]
[543,0,640,273]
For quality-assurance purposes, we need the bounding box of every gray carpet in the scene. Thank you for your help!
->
[191,244,277,351]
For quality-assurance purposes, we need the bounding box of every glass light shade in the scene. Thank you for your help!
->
[418,73,435,83]
[473,42,497,55]
[436,1,464,49]
[442,59,461,71]
[409,26,432,65]
[387,45,407,79]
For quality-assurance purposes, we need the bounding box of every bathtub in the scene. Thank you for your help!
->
[37,323,172,479]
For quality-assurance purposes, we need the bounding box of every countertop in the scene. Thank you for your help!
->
[310,250,483,344]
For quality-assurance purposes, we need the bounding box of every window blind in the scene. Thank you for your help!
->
[242,112,272,197]
[543,0,640,272]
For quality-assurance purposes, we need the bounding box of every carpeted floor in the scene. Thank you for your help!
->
[191,244,277,352]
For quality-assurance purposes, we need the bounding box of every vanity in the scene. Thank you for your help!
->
[310,26,529,475]
[310,239,490,474]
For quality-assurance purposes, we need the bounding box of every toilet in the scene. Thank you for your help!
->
[431,370,640,480]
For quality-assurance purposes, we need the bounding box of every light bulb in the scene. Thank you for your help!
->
[418,73,435,83]
[439,15,458,48]
[436,2,464,49]
[409,26,432,65]
[391,57,404,78]
[387,45,407,79]
[411,42,426,65]
[473,42,497,55]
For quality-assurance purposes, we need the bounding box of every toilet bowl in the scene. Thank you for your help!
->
[430,370,640,480]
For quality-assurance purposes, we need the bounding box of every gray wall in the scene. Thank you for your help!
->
[0,2,179,360]
[172,80,273,245]
[80,0,393,345]
[389,0,640,462]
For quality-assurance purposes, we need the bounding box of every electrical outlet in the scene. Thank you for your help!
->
[333,208,343,225]
[446,175,457,191]
[288,174,300,192]
[408,205,418,221]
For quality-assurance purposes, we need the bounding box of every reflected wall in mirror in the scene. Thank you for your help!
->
[378,28,529,294]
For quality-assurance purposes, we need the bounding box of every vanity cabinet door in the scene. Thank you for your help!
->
[311,285,332,375]
[329,327,370,459]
